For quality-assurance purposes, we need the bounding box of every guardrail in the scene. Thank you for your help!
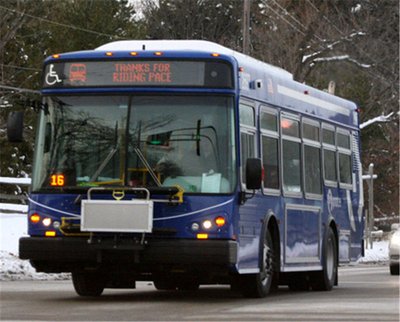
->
[0,177,31,213]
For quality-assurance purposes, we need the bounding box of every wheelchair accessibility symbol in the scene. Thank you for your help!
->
[45,64,62,85]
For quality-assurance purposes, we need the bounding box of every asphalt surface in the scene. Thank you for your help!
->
[0,264,399,321]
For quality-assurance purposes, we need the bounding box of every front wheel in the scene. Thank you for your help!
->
[240,229,276,298]
[311,227,337,291]
[72,271,105,297]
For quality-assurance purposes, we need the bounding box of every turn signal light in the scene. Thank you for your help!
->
[154,51,163,56]
[211,53,220,57]
[130,51,138,56]
[215,216,226,227]
[30,213,40,224]
[197,233,208,239]
[105,52,113,56]
[52,54,60,59]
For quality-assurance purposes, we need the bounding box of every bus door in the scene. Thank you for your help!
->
[237,100,260,272]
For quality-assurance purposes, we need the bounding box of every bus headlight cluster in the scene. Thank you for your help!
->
[30,213,53,227]
[191,216,226,232]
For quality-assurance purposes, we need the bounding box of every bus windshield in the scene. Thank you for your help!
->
[32,95,236,194]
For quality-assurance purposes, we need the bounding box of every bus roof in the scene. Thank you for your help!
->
[96,40,293,80]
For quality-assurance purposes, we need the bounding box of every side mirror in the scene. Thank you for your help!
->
[246,158,263,190]
[7,111,24,142]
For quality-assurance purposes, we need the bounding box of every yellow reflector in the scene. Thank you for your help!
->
[52,54,60,59]
[45,231,56,237]
[130,51,138,56]
[30,213,40,223]
[211,53,220,57]
[154,51,163,56]
[197,233,208,239]
[215,216,226,227]
[105,52,113,56]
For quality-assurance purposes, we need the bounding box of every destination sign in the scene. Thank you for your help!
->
[42,60,233,89]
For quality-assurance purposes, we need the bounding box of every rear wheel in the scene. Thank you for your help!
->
[311,227,337,291]
[390,264,399,275]
[72,271,105,297]
[240,229,275,298]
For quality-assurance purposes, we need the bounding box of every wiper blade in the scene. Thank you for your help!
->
[89,147,118,182]
[134,147,161,187]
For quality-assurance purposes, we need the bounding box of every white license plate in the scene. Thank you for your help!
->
[81,200,153,233]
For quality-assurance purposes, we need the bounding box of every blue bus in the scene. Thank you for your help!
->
[15,40,364,297]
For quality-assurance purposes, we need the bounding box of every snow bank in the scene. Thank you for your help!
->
[358,240,389,263]
[0,212,69,281]
[0,251,70,281]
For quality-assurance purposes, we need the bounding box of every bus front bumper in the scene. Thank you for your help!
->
[19,237,237,273]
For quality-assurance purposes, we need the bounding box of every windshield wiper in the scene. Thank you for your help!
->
[133,147,162,187]
[89,146,118,182]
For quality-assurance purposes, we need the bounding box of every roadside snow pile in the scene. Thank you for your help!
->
[358,240,389,263]
[0,251,70,281]
[0,212,69,281]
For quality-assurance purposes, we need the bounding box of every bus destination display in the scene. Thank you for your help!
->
[43,60,233,88]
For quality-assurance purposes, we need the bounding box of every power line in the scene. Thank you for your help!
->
[262,3,306,36]
[270,0,325,42]
[0,5,124,40]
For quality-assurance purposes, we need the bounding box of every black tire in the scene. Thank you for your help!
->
[390,264,399,275]
[177,279,200,291]
[72,271,105,297]
[240,229,276,298]
[311,227,337,291]
[153,279,176,291]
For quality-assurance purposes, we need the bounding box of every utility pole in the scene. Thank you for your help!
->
[242,0,250,55]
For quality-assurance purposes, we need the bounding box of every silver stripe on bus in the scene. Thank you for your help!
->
[28,197,80,217]
[153,198,235,221]
[277,85,351,116]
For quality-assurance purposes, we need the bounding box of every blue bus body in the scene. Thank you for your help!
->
[20,40,363,297]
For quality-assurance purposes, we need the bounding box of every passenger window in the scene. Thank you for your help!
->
[304,145,322,194]
[303,122,320,141]
[240,105,255,127]
[324,149,337,182]
[337,132,350,149]
[337,130,352,186]
[281,117,299,137]
[262,136,279,189]
[260,112,277,132]
[323,128,335,145]
[339,153,352,185]
[282,140,301,193]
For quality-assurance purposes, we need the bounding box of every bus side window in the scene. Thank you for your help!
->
[281,115,302,194]
[322,126,337,185]
[303,120,322,197]
[240,103,256,186]
[337,130,352,187]
[260,107,279,191]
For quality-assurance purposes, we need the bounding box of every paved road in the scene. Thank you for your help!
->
[1,264,399,321]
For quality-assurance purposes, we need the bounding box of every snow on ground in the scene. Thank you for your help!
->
[0,212,70,281]
[0,211,389,281]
